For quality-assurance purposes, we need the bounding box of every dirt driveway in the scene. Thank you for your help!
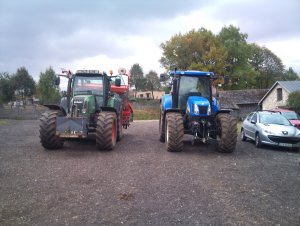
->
[0,120,300,225]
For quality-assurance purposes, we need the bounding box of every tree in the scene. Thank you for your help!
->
[248,44,284,88]
[160,28,227,86]
[282,67,300,81]
[145,70,161,99]
[36,67,61,104]
[0,72,14,105]
[129,63,146,97]
[217,25,250,74]
[287,91,300,113]
[11,67,36,104]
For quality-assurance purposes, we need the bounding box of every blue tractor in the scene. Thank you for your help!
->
[159,70,237,153]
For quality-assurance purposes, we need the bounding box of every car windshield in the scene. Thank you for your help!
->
[73,75,103,96]
[282,111,300,120]
[260,113,291,126]
[178,76,211,109]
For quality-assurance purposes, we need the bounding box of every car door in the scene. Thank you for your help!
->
[243,112,254,138]
[248,113,258,139]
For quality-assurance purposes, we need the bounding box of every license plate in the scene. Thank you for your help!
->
[279,143,292,147]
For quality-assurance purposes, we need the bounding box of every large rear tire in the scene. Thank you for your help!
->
[165,112,184,152]
[117,111,123,142]
[96,112,117,150]
[216,113,237,153]
[159,110,165,142]
[39,111,64,150]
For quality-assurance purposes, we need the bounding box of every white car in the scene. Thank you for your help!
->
[241,111,300,151]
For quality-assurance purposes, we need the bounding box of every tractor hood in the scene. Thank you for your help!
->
[186,96,211,116]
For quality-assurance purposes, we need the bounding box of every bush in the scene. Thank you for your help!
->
[288,91,300,113]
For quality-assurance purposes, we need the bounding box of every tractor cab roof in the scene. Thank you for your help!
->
[75,70,107,76]
[170,70,214,77]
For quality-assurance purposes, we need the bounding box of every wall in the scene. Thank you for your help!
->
[262,84,289,110]
[135,91,165,99]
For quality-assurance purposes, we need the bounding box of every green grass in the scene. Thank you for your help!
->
[0,119,9,125]
[134,109,160,120]
[237,122,241,134]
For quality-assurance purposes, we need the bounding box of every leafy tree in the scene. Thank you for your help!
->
[287,91,300,113]
[249,44,284,88]
[282,67,300,81]
[0,72,14,105]
[36,67,61,104]
[217,25,250,74]
[11,67,36,104]
[129,63,146,97]
[145,70,161,99]
[160,28,226,86]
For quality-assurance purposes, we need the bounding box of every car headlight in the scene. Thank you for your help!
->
[194,104,199,114]
[264,129,273,134]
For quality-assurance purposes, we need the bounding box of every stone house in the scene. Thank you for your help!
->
[258,81,300,110]
[217,89,268,119]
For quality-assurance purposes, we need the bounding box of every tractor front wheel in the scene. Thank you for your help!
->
[39,111,64,150]
[165,112,184,152]
[96,112,117,150]
[216,113,237,153]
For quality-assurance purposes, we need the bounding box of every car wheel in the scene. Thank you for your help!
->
[255,133,262,148]
[240,128,247,141]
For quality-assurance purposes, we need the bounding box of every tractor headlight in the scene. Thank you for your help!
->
[193,104,199,114]
[207,104,211,115]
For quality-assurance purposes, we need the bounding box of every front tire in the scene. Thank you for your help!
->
[240,128,247,141]
[165,112,184,152]
[39,111,64,150]
[96,112,117,150]
[255,133,262,148]
[216,113,237,153]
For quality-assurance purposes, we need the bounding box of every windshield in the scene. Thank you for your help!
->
[73,75,103,96]
[282,111,300,120]
[178,76,211,109]
[260,113,291,126]
[110,75,127,86]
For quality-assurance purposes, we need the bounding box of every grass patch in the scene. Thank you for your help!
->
[0,119,9,125]
[134,109,160,120]
[237,122,241,134]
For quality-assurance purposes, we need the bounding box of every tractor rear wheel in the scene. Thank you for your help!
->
[159,110,165,142]
[165,112,184,152]
[96,111,117,150]
[39,110,64,150]
[216,113,237,153]
[117,111,123,141]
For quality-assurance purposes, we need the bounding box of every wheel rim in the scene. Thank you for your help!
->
[241,130,244,140]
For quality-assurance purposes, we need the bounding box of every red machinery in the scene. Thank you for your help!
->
[110,68,133,128]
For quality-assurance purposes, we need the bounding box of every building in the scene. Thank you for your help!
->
[258,81,300,110]
[218,89,268,119]
[135,91,165,100]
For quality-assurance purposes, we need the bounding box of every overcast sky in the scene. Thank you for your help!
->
[1,0,299,82]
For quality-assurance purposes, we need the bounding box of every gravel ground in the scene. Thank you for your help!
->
[0,120,300,225]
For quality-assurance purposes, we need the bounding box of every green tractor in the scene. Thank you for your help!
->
[39,69,123,150]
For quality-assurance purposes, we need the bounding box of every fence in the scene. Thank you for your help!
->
[0,104,47,120]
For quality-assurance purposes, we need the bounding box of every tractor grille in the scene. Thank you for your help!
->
[268,135,300,144]
[199,106,207,114]
[73,97,85,114]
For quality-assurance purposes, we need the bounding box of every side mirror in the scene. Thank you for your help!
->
[251,120,256,124]
[55,76,60,86]
[160,73,166,82]
[115,78,121,87]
